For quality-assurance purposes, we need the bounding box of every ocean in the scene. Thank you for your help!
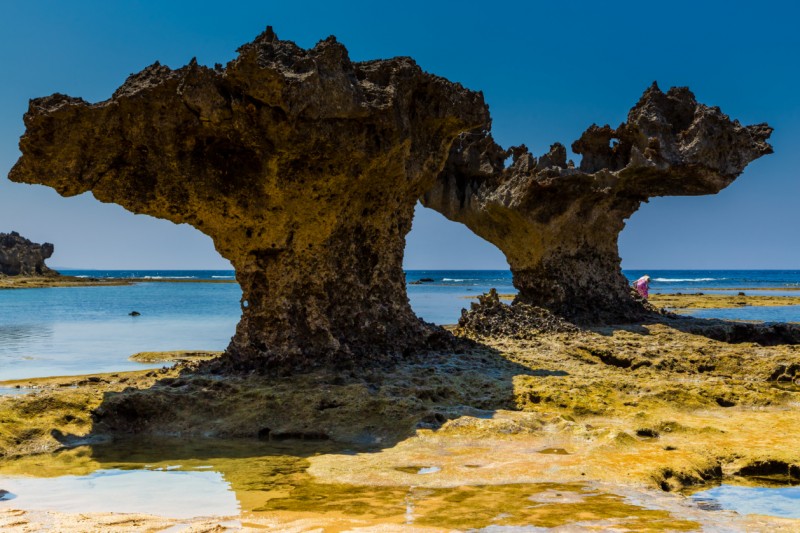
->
[1,269,800,380]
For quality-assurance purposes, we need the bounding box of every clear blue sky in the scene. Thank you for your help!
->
[0,1,797,270]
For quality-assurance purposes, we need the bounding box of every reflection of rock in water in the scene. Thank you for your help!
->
[424,83,772,325]
[10,27,488,370]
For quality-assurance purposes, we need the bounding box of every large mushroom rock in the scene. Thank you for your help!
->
[423,84,773,324]
[0,231,57,277]
[9,27,489,369]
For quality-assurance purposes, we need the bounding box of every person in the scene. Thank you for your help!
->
[633,275,650,299]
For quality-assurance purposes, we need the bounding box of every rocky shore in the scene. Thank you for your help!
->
[1,25,792,530]
[1,312,800,529]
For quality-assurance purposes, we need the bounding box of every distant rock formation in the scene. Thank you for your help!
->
[423,84,773,324]
[0,232,56,277]
[9,27,488,369]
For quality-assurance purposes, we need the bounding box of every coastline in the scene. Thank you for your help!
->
[0,275,235,290]
[1,316,799,529]
[2,289,800,529]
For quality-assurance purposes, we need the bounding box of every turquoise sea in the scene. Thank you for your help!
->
[2,269,800,380]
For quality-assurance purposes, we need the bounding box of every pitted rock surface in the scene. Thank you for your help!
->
[9,27,488,369]
[456,289,579,340]
[424,83,772,324]
[0,232,56,277]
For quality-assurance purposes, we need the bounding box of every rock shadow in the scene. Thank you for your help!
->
[74,336,540,454]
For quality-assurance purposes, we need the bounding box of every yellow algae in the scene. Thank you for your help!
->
[650,293,800,311]
[128,350,222,363]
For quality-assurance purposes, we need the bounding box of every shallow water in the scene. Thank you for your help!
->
[0,282,241,380]
[691,484,800,519]
[0,469,239,519]
[687,305,800,323]
[4,269,800,381]
[0,438,703,529]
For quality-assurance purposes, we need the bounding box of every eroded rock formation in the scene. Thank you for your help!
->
[423,84,773,323]
[0,231,56,276]
[9,27,488,368]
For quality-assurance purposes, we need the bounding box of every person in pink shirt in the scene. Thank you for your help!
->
[633,275,650,299]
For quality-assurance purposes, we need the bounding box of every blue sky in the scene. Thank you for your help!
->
[0,1,797,269]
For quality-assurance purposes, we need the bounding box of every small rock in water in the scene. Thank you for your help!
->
[738,291,746,296]
[129,311,141,316]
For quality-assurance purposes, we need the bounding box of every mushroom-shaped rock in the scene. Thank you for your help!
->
[423,84,772,324]
[9,28,488,369]
[0,231,57,277]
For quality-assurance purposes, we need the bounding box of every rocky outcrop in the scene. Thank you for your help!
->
[9,27,488,369]
[423,84,773,323]
[0,231,56,276]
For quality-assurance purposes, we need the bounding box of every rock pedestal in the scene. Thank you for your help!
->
[9,28,488,368]
[423,84,772,323]
[0,232,56,277]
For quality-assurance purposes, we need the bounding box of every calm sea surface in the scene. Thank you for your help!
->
[2,269,800,380]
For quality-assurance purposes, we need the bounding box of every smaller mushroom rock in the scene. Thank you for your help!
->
[0,231,57,277]
[423,83,772,324]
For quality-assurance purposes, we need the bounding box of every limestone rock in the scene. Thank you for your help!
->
[423,83,772,323]
[456,289,578,340]
[0,231,57,277]
[9,27,488,369]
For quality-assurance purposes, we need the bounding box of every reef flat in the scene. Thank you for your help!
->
[1,321,799,529]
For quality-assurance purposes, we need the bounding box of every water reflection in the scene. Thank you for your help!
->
[0,469,238,519]
[692,484,800,519]
[0,438,702,529]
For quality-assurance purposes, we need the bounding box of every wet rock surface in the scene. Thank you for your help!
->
[423,83,773,324]
[0,232,56,277]
[9,27,488,369]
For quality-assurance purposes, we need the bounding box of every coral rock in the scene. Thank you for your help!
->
[423,83,772,323]
[9,27,488,368]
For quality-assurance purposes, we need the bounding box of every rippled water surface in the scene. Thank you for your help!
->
[0,282,241,380]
